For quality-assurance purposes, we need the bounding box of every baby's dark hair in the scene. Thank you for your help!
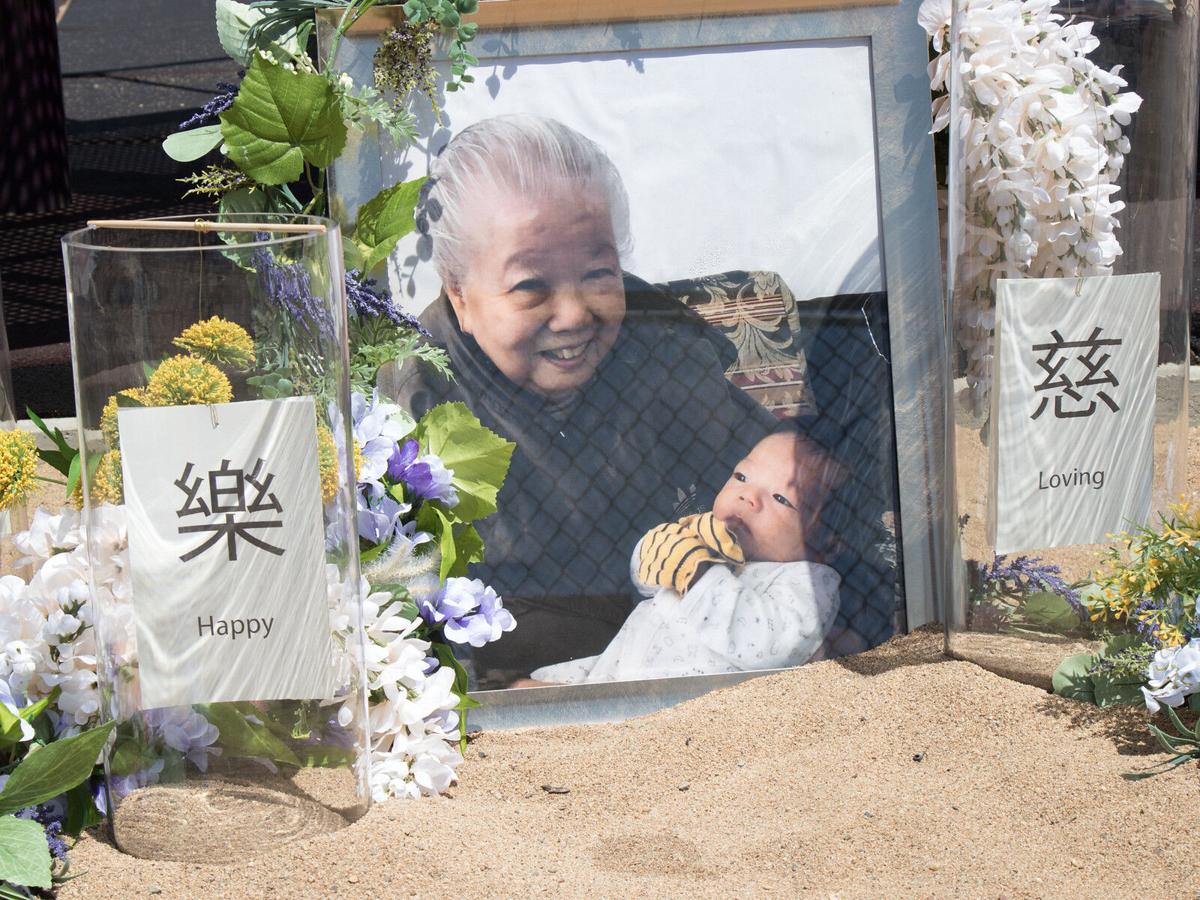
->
[771,415,838,456]
[762,416,849,501]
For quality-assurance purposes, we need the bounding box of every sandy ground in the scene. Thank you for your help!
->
[18,413,1200,896]
[59,627,1195,899]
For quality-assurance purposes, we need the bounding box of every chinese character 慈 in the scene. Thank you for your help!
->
[1031,326,1123,420]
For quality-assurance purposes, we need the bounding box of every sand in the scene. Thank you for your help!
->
[59,626,1196,899]
[25,408,1200,895]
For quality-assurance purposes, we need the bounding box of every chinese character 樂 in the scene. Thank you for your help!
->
[1031,326,1123,420]
[174,459,285,562]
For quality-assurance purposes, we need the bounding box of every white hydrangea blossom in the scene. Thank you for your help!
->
[0,506,132,736]
[920,0,1141,412]
[3,507,464,800]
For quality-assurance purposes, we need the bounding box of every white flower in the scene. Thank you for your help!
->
[4,503,471,802]
[1143,639,1200,714]
[920,0,1141,415]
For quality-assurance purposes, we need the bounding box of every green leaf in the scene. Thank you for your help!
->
[413,403,515,523]
[108,738,158,777]
[218,186,268,218]
[353,178,427,273]
[434,506,457,583]
[162,125,224,163]
[64,452,82,500]
[18,688,58,724]
[63,779,104,838]
[0,814,52,889]
[1099,633,1146,658]
[1021,591,1080,632]
[24,407,75,477]
[359,539,390,565]
[195,703,301,768]
[1051,653,1097,704]
[342,239,366,274]
[296,745,357,768]
[220,57,347,186]
[215,0,302,66]
[0,704,26,748]
[0,721,115,815]
[447,523,484,578]
[431,640,478,753]
[1093,672,1145,708]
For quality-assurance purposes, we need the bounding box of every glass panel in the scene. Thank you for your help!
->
[946,1,1199,679]
[326,9,931,695]
[62,214,369,861]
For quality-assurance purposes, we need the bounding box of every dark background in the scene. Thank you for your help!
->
[0,0,239,417]
[0,0,1196,420]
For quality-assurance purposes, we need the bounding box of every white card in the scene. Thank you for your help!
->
[118,397,336,708]
[990,273,1159,554]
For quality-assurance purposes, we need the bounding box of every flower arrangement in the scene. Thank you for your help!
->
[0,302,513,885]
[1085,502,1200,649]
[1013,503,1200,772]
[0,2,512,885]
[918,0,1142,413]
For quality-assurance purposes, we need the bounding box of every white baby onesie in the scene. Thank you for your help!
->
[531,559,840,684]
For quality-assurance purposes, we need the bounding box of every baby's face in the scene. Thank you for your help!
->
[712,432,817,563]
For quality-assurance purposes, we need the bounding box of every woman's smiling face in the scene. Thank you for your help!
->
[444,183,626,400]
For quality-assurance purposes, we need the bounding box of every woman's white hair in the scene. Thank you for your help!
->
[420,114,632,289]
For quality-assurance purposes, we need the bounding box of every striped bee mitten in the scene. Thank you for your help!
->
[636,512,745,596]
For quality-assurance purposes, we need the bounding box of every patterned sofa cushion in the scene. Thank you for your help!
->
[656,270,813,418]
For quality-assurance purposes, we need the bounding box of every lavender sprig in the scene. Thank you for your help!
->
[251,246,335,338]
[346,270,431,336]
[178,75,242,130]
[978,554,1084,614]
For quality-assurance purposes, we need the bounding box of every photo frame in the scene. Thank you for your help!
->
[320,0,945,726]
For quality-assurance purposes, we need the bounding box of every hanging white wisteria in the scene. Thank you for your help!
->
[920,0,1142,413]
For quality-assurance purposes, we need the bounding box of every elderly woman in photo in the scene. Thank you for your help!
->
[381,114,775,684]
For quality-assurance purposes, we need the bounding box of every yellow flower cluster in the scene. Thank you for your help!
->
[91,450,124,505]
[144,354,233,408]
[1088,500,1200,645]
[100,388,149,447]
[172,316,255,370]
[0,429,39,510]
[316,424,339,504]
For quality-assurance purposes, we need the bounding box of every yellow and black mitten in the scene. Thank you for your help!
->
[636,512,745,596]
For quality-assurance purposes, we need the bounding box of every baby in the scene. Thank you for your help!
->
[532,427,842,683]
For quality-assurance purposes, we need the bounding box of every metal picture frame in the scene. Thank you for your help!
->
[320,0,945,728]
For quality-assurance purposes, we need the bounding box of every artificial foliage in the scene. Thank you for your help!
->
[0,3,497,890]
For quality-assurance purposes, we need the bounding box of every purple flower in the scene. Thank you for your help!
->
[251,246,335,338]
[142,707,221,771]
[13,805,69,861]
[357,494,408,545]
[419,577,516,648]
[178,76,241,130]
[350,391,411,489]
[43,820,68,861]
[978,554,1084,616]
[345,270,431,336]
[386,439,458,506]
[109,759,165,802]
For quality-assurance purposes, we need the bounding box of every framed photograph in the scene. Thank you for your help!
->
[320,0,944,725]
